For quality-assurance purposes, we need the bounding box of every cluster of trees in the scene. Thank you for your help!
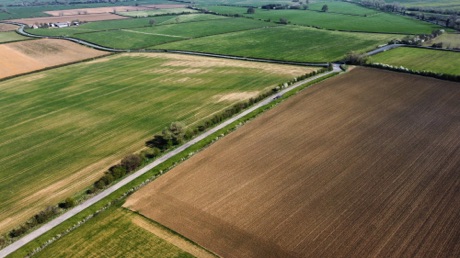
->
[4,196,77,243]
[8,205,59,240]
[343,51,368,65]
[261,1,310,10]
[360,0,460,30]
[88,154,143,193]
[368,62,460,82]
[388,29,445,46]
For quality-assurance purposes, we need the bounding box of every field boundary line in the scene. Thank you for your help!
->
[0,64,341,258]
[120,29,189,38]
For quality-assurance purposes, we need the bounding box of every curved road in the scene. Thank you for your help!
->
[0,64,341,257]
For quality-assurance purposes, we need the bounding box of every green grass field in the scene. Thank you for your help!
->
[308,2,380,16]
[0,31,30,43]
[0,52,313,235]
[31,207,197,258]
[369,47,460,75]
[206,5,441,34]
[153,25,398,62]
[29,16,274,49]
[119,8,198,17]
[28,15,178,37]
[387,0,460,10]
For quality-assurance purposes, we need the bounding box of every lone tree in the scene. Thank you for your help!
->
[149,18,156,26]
[247,7,255,14]
[321,4,329,12]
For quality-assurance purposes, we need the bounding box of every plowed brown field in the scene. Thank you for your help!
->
[0,38,107,79]
[9,13,126,26]
[0,23,18,32]
[125,68,460,258]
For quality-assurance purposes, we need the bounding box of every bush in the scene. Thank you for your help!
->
[109,164,126,179]
[121,154,142,172]
[344,51,368,65]
[59,197,75,209]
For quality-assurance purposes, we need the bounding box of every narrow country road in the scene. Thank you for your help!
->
[366,43,405,56]
[0,64,341,257]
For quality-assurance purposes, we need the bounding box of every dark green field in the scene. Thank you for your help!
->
[369,47,460,75]
[206,4,441,34]
[27,15,275,49]
[154,25,397,62]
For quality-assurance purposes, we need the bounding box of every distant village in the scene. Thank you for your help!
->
[30,20,81,29]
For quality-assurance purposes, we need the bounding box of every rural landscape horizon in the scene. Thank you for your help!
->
[0,0,459,257]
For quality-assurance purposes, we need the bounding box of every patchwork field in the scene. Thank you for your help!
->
[9,13,127,27]
[0,38,107,79]
[0,23,18,32]
[206,4,441,34]
[32,207,214,258]
[119,8,198,17]
[0,31,29,43]
[126,68,460,257]
[154,26,397,62]
[29,16,275,50]
[43,5,168,16]
[0,52,315,235]
[370,47,460,75]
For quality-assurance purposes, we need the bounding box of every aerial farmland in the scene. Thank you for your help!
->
[0,0,459,257]
[125,68,460,257]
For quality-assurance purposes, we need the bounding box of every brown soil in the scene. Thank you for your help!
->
[44,5,164,16]
[214,91,260,102]
[125,68,460,258]
[9,13,127,26]
[0,23,18,32]
[0,38,108,79]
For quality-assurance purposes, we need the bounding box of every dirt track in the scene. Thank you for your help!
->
[0,38,107,79]
[126,67,460,258]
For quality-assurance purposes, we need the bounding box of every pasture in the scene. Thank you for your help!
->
[369,47,460,75]
[126,67,460,258]
[0,38,107,79]
[0,52,314,235]
[32,207,205,258]
[206,4,441,34]
[0,31,29,43]
[29,16,273,50]
[119,8,198,17]
[154,26,397,62]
